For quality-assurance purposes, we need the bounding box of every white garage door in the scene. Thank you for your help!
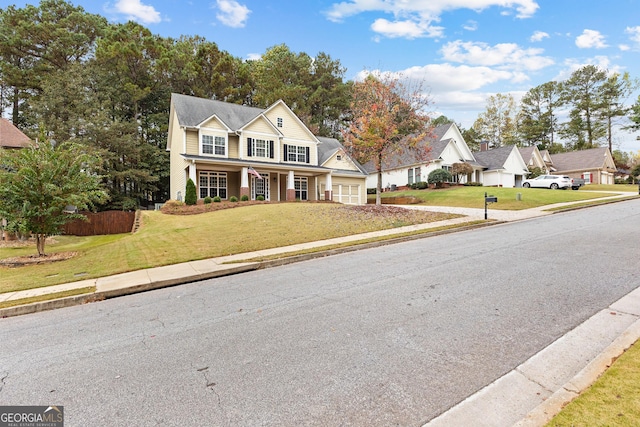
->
[332,184,361,205]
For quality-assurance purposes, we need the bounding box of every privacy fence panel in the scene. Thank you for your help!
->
[63,211,136,236]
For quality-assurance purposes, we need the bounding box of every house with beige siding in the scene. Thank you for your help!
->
[549,147,617,185]
[167,94,368,204]
[519,146,550,174]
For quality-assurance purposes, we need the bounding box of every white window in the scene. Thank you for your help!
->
[202,135,225,156]
[284,144,309,163]
[277,117,283,128]
[294,177,308,200]
[199,172,227,199]
[408,168,414,185]
[442,165,457,183]
[202,135,214,154]
[247,138,274,159]
[415,167,421,183]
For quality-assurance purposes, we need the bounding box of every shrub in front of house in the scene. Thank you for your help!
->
[427,169,452,185]
[256,195,265,201]
[203,196,212,204]
[464,182,483,186]
[213,196,221,202]
[241,195,249,201]
[185,178,197,205]
[230,196,238,202]
[416,181,428,189]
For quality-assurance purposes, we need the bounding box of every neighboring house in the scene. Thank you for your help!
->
[363,123,482,189]
[539,150,556,173]
[0,118,31,149]
[519,146,550,174]
[363,123,528,189]
[473,145,529,188]
[167,94,367,205]
[549,147,617,185]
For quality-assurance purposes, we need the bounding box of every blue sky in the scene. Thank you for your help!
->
[8,0,640,153]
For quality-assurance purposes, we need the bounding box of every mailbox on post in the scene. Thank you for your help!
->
[484,192,498,219]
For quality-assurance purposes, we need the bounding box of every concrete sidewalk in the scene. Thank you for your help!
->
[1,192,638,427]
[3,191,633,312]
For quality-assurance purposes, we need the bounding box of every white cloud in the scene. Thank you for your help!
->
[575,29,608,49]
[530,31,549,42]
[215,0,251,28]
[463,20,478,31]
[619,44,631,51]
[557,56,624,82]
[371,18,444,39]
[113,0,161,24]
[625,26,640,46]
[325,0,538,39]
[440,40,554,71]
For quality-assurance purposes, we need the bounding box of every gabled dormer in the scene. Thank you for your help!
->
[196,114,233,158]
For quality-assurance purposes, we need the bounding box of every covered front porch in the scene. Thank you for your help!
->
[182,158,335,203]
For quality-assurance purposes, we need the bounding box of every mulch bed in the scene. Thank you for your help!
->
[0,237,78,267]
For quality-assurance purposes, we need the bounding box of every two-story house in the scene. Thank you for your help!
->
[167,94,367,205]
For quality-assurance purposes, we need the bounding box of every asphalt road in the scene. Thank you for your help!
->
[1,199,639,426]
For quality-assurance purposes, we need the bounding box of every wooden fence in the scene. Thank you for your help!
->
[62,211,136,236]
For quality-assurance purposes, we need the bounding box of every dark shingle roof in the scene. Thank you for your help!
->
[473,145,515,170]
[518,146,535,162]
[550,147,610,170]
[361,124,455,173]
[0,118,31,148]
[172,93,265,129]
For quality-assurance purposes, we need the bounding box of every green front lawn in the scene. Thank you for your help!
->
[372,185,622,209]
[0,203,458,293]
[546,342,640,426]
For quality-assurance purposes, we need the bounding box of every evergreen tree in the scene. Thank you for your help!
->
[185,179,197,205]
[518,81,563,149]
[560,65,608,150]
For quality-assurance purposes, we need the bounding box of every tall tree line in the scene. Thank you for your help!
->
[0,0,351,209]
[473,65,639,155]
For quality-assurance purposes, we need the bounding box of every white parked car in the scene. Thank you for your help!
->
[522,175,572,190]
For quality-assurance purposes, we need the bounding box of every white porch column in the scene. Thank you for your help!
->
[240,167,250,199]
[241,167,249,188]
[286,170,296,201]
[325,172,333,201]
[188,162,197,183]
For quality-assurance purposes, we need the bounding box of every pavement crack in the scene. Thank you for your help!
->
[0,371,8,393]
[515,367,553,393]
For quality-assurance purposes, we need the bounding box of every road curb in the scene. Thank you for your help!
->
[0,221,501,318]
[514,318,640,426]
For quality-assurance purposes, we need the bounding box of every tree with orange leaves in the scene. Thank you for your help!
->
[342,72,432,204]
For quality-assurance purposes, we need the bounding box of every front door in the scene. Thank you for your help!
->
[252,173,269,200]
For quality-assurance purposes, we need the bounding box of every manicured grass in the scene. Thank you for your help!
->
[0,203,458,293]
[546,342,640,426]
[373,185,619,209]
[0,286,96,309]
